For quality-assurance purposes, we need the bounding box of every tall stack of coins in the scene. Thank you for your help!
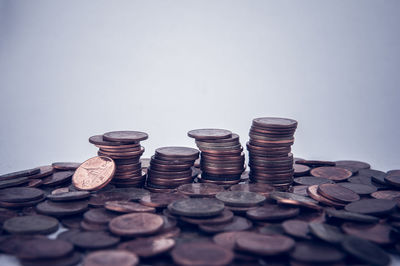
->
[188,129,245,186]
[89,131,148,187]
[247,117,297,190]
[146,147,199,192]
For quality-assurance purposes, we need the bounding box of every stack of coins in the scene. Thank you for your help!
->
[146,147,199,192]
[89,131,148,187]
[188,129,245,186]
[247,117,297,190]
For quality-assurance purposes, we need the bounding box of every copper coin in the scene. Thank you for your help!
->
[0,167,40,181]
[73,156,116,191]
[47,191,90,202]
[384,174,400,187]
[90,134,131,146]
[177,183,224,197]
[309,222,345,244]
[3,215,59,235]
[342,222,394,245]
[229,183,275,197]
[0,235,47,255]
[188,128,232,140]
[296,159,336,167]
[69,231,120,249]
[180,209,234,225]
[282,219,312,239]
[155,146,199,159]
[168,198,224,217]
[89,192,130,207]
[27,165,54,179]
[341,236,390,266]
[118,237,175,258]
[293,164,310,176]
[252,117,298,129]
[317,183,360,203]
[103,130,148,143]
[348,174,376,186]
[171,241,234,266]
[337,182,377,195]
[311,166,352,181]
[83,250,139,266]
[216,191,265,207]
[109,213,164,237]
[199,216,252,233]
[41,170,75,186]
[293,176,333,186]
[270,191,321,210]
[52,162,81,170]
[325,208,379,223]
[80,220,108,231]
[371,190,400,200]
[213,231,255,250]
[0,176,29,189]
[36,200,88,216]
[84,208,118,225]
[290,241,345,264]
[140,193,187,208]
[17,238,73,260]
[306,185,345,207]
[27,179,43,188]
[105,201,155,213]
[20,251,82,266]
[345,199,396,216]
[246,202,299,221]
[60,216,83,229]
[0,187,44,203]
[236,232,295,256]
[0,208,17,223]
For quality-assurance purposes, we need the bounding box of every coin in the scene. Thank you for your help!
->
[105,201,155,213]
[188,129,232,140]
[109,213,164,237]
[155,146,199,160]
[309,222,345,244]
[371,190,400,200]
[103,131,148,143]
[325,208,379,223]
[341,236,390,266]
[3,215,59,235]
[317,183,360,203]
[73,156,116,191]
[345,199,396,216]
[384,174,400,187]
[290,241,345,264]
[177,183,224,197]
[0,167,40,181]
[42,171,75,186]
[229,183,275,197]
[27,165,54,179]
[282,219,312,239]
[306,185,346,207]
[215,191,265,207]
[83,208,118,225]
[52,162,81,170]
[69,231,120,249]
[83,250,139,266]
[17,238,73,260]
[168,198,224,217]
[198,216,252,233]
[118,237,175,258]
[337,182,377,195]
[293,164,310,176]
[19,251,82,266]
[47,191,90,202]
[0,187,44,203]
[293,176,333,186]
[295,159,336,167]
[140,193,187,208]
[36,200,88,216]
[213,231,255,250]
[252,117,298,129]
[171,241,234,266]
[311,166,352,181]
[180,209,234,225]
[246,202,299,221]
[236,232,295,256]
[270,191,321,210]
[343,222,395,245]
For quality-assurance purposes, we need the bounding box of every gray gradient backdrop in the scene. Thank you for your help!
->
[1,1,399,175]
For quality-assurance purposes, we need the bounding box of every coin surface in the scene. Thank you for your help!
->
[0,187,44,203]
[293,176,333,186]
[341,236,390,266]
[109,213,164,237]
[317,183,360,203]
[17,238,73,260]
[42,171,75,186]
[118,237,175,258]
[171,241,234,266]
[252,117,298,128]
[83,250,139,266]
[3,215,59,235]
[83,208,118,225]
[73,156,116,191]
[140,193,187,208]
[325,208,379,223]
[47,191,90,202]
[69,231,120,249]
[177,183,224,197]
[0,167,40,181]
[309,222,345,244]
[52,162,81,170]
[282,219,312,239]
[311,166,352,181]
[198,216,252,233]
[36,200,88,216]
[103,130,148,143]
[246,203,299,221]
[341,222,394,245]
[337,182,377,195]
[215,191,265,207]
[236,232,295,256]
[105,201,155,213]
[188,129,232,140]
[345,199,396,216]
[168,198,224,217]
[290,241,345,264]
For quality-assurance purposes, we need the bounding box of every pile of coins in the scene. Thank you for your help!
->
[89,131,148,187]
[146,147,199,192]
[188,129,245,185]
[247,117,297,190]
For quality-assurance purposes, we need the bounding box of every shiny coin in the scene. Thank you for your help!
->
[118,237,175,258]
[311,166,352,181]
[109,213,164,237]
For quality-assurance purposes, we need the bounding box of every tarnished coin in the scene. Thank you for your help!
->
[246,202,299,221]
[188,129,232,140]
[109,213,164,237]
[341,222,394,245]
[0,187,44,203]
[215,191,265,207]
[180,209,234,225]
[293,176,333,186]
[177,183,225,197]
[105,201,155,213]
[118,237,175,258]
[47,191,90,202]
[0,176,29,189]
[171,241,234,266]
[252,117,298,129]
[335,160,371,173]
[345,199,396,216]
[17,238,73,260]
[140,193,187,208]
[371,190,400,200]
[0,167,40,180]
[41,170,75,186]
[290,241,345,264]
[69,231,120,249]
[213,231,255,250]
[309,222,345,244]
[27,165,54,179]
[52,162,81,170]
[168,198,224,217]
[20,251,82,266]
[325,209,379,223]
[384,174,400,187]
[296,159,335,167]
[337,182,377,195]
[3,215,59,235]
[73,156,116,191]
[36,200,88,216]
[236,233,295,256]
[341,236,390,266]
[83,208,118,225]
[199,216,252,233]
[317,183,360,203]
[293,164,310,176]
[282,220,312,239]
[155,147,199,160]
[311,166,352,181]
[83,250,139,266]
[229,183,275,197]
[103,130,148,143]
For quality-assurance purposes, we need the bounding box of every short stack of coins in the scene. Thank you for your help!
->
[146,146,199,192]
[188,129,245,186]
[247,117,297,190]
[89,131,148,187]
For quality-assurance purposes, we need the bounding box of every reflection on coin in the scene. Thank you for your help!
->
[118,237,175,258]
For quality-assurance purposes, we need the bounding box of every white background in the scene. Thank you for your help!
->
[1,0,400,174]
